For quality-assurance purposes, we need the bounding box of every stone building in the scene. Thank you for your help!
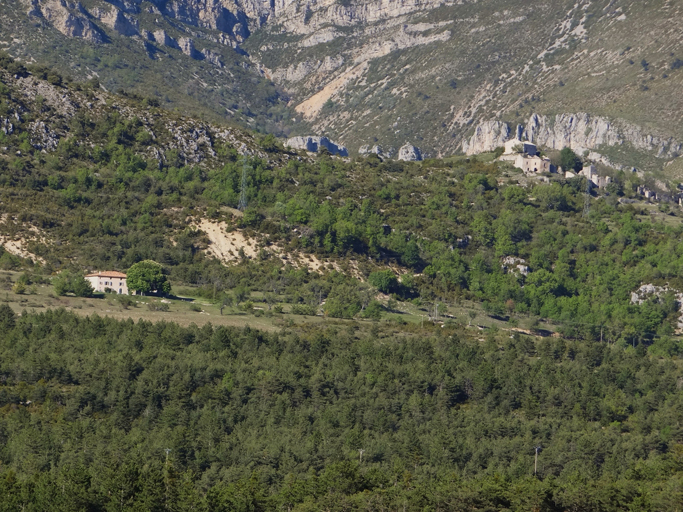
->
[85,271,128,294]
[498,138,552,174]
[580,164,612,189]
[514,154,552,174]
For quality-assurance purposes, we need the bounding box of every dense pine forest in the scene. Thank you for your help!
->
[3,55,683,510]
[1,307,683,511]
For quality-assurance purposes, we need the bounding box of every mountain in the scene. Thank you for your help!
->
[3,0,683,175]
[246,0,683,170]
[1,0,296,135]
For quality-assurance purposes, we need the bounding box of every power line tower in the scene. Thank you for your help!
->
[238,156,248,211]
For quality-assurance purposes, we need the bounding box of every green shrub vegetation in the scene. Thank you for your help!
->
[52,271,94,297]
[0,70,680,344]
[127,260,171,296]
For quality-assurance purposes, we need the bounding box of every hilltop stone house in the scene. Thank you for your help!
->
[498,139,552,174]
[85,271,128,294]
[514,154,552,174]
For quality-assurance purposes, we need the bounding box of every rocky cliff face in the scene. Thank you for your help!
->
[24,0,107,43]
[464,113,682,169]
[286,136,348,156]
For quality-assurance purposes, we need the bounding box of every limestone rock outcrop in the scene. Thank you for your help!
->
[1,118,14,136]
[153,30,178,48]
[271,56,344,84]
[632,284,683,330]
[462,121,511,156]
[98,7,139,36]
[359,145,384,157]
[464,113,682,166]
[178,37,198,58]
[28,121,59,151]
[398,143,422,161]
[286,136,348,156]
[25,0,106,43]
[202,49,224,67]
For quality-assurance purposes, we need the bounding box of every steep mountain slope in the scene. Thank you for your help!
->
[2,0,683,172]
[247,0,683,168]
[0,0,296,134]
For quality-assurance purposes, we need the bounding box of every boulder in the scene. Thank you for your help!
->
[359,144,384,156]
[398,143,422,161]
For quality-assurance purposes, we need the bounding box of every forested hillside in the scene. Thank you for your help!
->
[1,308,683,511]
[3,53,683,510]
[1,54,683,344]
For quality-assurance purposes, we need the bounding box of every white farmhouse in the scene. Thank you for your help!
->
[85,271,128,294]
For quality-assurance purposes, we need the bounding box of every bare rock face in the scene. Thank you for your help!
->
[286,136,348,156]
[153,29,178,48]
[91,0,456,39]
[28,121,59,151]
[265,0,457,34]
[161,0,260,40]
[359,144,383,156]
[98,7,139,36]
[1,118,14,136]
[398,143,422,161]
[462,121,511,155]
[25,0,106,43]
[271,56,344,83]
[202,48,224,67]
[464,114,683,166]
[151,30,223,64]
[178,37,198,58]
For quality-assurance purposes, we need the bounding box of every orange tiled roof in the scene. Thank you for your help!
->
[85,271,127,278]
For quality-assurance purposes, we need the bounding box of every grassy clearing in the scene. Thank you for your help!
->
[0,271,555,337]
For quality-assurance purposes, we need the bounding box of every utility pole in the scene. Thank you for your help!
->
[359,448,364,464]
[238,156,249,211]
